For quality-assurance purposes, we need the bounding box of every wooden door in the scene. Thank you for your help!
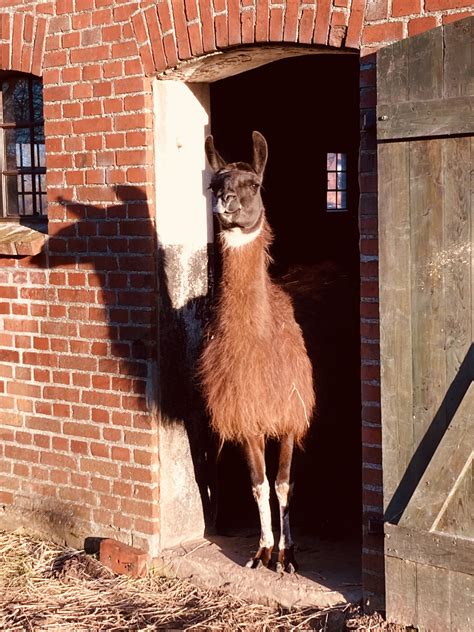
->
[377,17,473,631]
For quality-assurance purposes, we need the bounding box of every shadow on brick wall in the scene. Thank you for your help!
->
[32,185,217,537]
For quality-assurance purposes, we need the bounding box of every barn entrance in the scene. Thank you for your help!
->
[153,51,362,600]
[209,54,362,546]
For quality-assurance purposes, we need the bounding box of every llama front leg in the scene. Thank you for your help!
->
[243,436,274,569]
[275,434,297,573]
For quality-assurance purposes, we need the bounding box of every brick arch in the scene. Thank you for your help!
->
[0,13,48,76]
[131,0,365,76]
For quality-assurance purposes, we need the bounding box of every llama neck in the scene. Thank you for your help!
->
[218,221,272,316]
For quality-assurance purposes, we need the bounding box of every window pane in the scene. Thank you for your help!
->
[33,126,46,168]
[337,172,347,190]
[337,191,347,209]
[2,77,31,124]
[32,79,44,121]
[5,175,19,216]
[19,173,33,193]
[36,173,45,193]
[327,172,336,190]
[40,192,47,215]
[337,153,347,171]
[327,153,337,171]
[327,191,337,209]
[5,127,32,170]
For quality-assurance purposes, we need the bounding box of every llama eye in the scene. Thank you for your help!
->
[250,183,260,193]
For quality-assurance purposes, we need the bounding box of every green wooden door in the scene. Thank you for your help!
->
[377,16,473,631]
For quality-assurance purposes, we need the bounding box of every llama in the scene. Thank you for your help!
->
[199,131,315,572]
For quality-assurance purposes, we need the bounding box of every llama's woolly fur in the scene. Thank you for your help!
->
[199,221,315,446]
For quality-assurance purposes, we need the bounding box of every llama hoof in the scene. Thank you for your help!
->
[275,561,284,574]
[278,547,298,574]
[246,547,272,569]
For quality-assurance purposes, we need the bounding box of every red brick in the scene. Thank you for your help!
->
[111,446,130,461]
[171,0,192,59]
[226,0,240,45]
[90,443,110,458]
[391,0,420,15]
[365,0,389,19]
[255,0,269,42]
[99,538,148,577]
[299,7,316,44]
[81,458,119,477]
[363,466,383,486]
[199,0,216,51]
[408,16,437,36]
[426,0,472,8]
[269,6,284,41]
[346,0,366,48]
[5,445,39,463]
[362,405,381,425]
[314,0,331,44]
[362,383,381,401]
[361,342,380,362]
[362,21,403,44]
[362,425,381,445]
[0,491,14,504]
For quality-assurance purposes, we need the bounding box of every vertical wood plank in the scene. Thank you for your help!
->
[408,28,443,102]
[442,138,472,393]
[378,142,413,517]
[410,139,446,449]
[416,563,451,630]
[443,17,474,98]
[377,38,409,106]
[450,568,474,632]
[385,557,417,627]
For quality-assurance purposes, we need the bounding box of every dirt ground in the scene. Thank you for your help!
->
[0,530,407,631]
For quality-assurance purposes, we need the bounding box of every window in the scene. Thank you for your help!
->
[326,152,347,212]
[0,73,46,220]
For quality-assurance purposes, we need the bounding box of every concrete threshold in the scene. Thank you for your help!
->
[154,533,362,610]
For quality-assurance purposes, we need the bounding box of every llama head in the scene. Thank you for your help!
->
[205,131,268,247]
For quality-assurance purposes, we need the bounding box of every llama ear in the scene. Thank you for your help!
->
[205,135,226,172]
[252,131,268,177]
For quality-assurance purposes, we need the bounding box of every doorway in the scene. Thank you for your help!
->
[209,54,362,545]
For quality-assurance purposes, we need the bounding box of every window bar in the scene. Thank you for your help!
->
[19,137,26,216]
[28,77,38,216]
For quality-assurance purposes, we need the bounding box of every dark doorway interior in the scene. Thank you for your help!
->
[209,54,361,545]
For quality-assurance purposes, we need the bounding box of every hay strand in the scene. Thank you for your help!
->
[0,530,401,631]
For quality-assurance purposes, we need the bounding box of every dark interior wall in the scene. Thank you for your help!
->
[209,53,361,540]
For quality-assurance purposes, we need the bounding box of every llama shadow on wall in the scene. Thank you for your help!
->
[32,185,218,538]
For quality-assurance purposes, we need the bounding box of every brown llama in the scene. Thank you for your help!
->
[199,131,315,572]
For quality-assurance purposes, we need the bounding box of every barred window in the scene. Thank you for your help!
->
[326,152,347,212]
[0,73,46,220]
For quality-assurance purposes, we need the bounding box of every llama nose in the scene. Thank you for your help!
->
[223,192,237,204]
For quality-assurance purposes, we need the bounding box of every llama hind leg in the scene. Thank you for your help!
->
[275,434,297,573]
[243,436,273,569]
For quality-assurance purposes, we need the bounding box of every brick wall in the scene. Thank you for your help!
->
[0,0,159,554]
[0,0,471,601]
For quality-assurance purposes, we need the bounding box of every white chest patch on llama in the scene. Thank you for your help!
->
[222,225,262,249]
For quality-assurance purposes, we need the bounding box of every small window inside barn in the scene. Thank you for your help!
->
[0,73,46,220]
[326,152,347,212]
